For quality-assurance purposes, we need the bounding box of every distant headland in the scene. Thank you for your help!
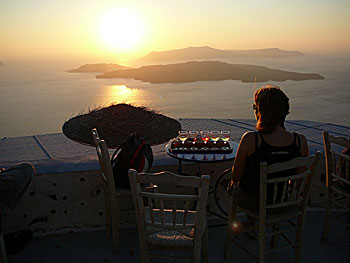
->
[0,61,4,66]
[96,61,324,83]
[138,46,303,61]
[67,63,128,73]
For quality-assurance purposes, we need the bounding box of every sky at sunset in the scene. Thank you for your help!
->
[1,0,349,63]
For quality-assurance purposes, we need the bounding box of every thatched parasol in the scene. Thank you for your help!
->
[62,104,181,148]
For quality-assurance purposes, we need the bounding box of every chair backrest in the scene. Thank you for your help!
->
[128,169,210,247]
[259,152,321,213]
[91,128,117,206]
[322,131,350,189]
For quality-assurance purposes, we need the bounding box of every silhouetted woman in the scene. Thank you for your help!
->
[229,85,309,210]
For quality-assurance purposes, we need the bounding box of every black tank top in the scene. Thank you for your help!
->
[239,131,301,198]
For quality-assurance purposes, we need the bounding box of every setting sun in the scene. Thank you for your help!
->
[99,8,144,50]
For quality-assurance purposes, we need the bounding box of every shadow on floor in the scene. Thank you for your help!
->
[7,211,350,263]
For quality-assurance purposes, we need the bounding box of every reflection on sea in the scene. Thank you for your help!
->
[99,84,143,106]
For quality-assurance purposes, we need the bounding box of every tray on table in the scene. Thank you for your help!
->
[168,138,233,153]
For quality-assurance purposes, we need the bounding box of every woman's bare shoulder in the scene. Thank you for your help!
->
[240,131,257,151]
[241,131,256,141]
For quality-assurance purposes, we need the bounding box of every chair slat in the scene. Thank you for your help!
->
[267,171,311,183]
[289,180,297,201]
[265,242,298,254]
[140,192,198,201]
[183,201,189,226]
[145,222,195,230]
[328,134,350,148]
[272,183,278,204]
[160,200,164,225]
[265,226,298,236]
[329,149,350,160]
[267,155,317,173]
[296,177,307,199]
[330,185,350,198]
[172,201,177,226]
[136,173,202,187]
[330,172,350,186]
[280,181,287,203]
[148,197,155,224]
[331,152,337,175]
[266,198,303,209]
[330,199,350,211]
[346,160,349,181]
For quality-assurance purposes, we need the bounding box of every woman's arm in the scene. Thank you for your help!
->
[231,132,255,183]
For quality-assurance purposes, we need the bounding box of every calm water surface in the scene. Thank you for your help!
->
[0,55,349,138]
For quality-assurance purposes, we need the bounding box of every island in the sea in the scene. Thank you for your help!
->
[138,46,303,61]
[67,63,128,73]
[95,61,324,83]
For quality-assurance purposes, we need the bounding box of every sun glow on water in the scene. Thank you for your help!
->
[99,85,143,106]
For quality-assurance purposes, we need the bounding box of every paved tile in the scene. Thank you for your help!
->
[286,120,325,129]
[315,123,350,137]
[0,136,48,163]
[37,133,96,159]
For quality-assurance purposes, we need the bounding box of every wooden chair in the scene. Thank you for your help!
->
[321,131,350,242]
[91,128,135,254]
[128,169,210,263]
[224,152,321,263]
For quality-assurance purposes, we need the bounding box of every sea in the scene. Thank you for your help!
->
[0,55,349,138]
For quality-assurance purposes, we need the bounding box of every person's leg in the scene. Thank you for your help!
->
[235,186,259,211]
[0,231,7,263]
[235,187,258,239]
[0,163,35,216]
[0,163,35,256]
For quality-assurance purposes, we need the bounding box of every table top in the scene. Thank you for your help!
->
[165,140,239,163]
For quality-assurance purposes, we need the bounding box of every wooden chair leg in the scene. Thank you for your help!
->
[347,208,350,230]
[105,198,111,237]
[295,213,306,263]
[258,222,266,263]
[0,233,8,263]
[111,212,120,255]
[321,190,332,242]
[223,234,233,260]
[223,197,237,260]
[139,242,149,263]
[193,234,203,263]
[201,229,208,263]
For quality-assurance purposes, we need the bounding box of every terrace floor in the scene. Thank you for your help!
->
[7,211,350,263]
